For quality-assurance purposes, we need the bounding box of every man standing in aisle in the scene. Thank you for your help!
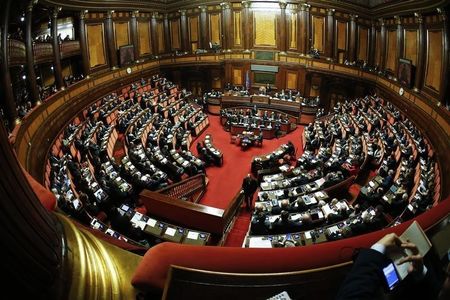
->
[242,174,258,211]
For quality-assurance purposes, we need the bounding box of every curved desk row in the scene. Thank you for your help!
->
[207,94,318,125]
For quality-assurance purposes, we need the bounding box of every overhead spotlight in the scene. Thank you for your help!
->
[20,16,25,22]
[22,75,26,80]
[51,66,54,70]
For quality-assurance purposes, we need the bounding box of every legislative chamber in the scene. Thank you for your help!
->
[0,0,449,299]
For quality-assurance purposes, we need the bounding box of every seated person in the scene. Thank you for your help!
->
[271,210,301,234]
[300,213,314,231]
[250,211,270,235]
[381,169,395,190]
[278,200,297,214]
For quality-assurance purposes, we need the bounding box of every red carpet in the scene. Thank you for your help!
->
[190,115,304,246]
[223,211,252,247]
[113,134,126,161]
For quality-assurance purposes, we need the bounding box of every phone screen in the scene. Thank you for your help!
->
[383,262,400,290]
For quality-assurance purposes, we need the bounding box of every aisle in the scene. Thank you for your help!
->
[191,115,304,209]
[190,115,304,246]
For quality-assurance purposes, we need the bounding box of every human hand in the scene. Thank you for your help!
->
[397,241,424,275]
[376,233,403,254]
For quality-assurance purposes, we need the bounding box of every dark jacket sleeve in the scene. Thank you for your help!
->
[336,248,387,300]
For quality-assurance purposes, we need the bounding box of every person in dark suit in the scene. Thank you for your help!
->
[336,232,445,300]
[271,210,301,234]
[242,174,258,211]
[250,211,270,235]
[381,169,395,191]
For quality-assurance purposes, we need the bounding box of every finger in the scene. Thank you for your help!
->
[392,235,404,246]
[398,254,423,265]
[401,242,419,254]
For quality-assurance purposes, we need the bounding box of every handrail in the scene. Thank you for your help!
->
[222,189,245,234]
[157,173,206,203]
[140,185,244,237]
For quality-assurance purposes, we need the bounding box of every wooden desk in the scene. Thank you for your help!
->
[230,124,275,140]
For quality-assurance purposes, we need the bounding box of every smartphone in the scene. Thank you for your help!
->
[383,262,400,291]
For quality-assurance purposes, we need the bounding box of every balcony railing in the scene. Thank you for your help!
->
[60,40,81,59]
[8,39,26,66]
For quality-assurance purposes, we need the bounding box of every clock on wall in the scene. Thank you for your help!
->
[126,67,132,74]
[399,87,404,96]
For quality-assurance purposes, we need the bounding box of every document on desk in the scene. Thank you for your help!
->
[322,204,333,217]
[327,225,339,234]
[269,215,279,223]
[316,191,326,199]
[165,227,176,237]
[131,213,141,224]
[290,214,302,221]
[388,221,431,280]
[316,178,326,187]
[187,231,199,240]
[146,218,157,227]
[248,237,272,248]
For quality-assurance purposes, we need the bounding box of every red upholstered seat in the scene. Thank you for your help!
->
[96,211,108,222]
[131,197,450,292]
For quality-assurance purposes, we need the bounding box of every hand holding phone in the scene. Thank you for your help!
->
[383,262,400,291]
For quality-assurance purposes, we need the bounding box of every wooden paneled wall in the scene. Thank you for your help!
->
[253,11,277,48]
[425,30,443,92]
[86,23,106,69]
[157,20,165,53]
[75,3,448,106]
[336,21,347,50]
[312,15,325,52]
[288,11,297,51]
[114,21,130,49]
[209,12,221,45]
[357,26,369,61]
[189,15,199,51]
[137,20,151,56]
[404,29,418,65]
[170,18,181,50]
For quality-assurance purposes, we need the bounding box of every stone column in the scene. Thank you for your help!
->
[221,2,231,51]
[395,15,403,79]
[130,10,139,61]
[163,13,171,52]
[380,18,386,70]
[105,10,118,68]
[25,0,40,105]
[78,10,90,76]
[150,13,158,54]
[279,1,287,54]
[180,9,189,52]
[51,7,64,89]
[199,5,208,49]
[299,3,310,54]
[242,1,251,52]
[439,8,449,106]
[368,21,376,67]
[325,8,335,59]
[0,0,19,128]
[348,14,358,63]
